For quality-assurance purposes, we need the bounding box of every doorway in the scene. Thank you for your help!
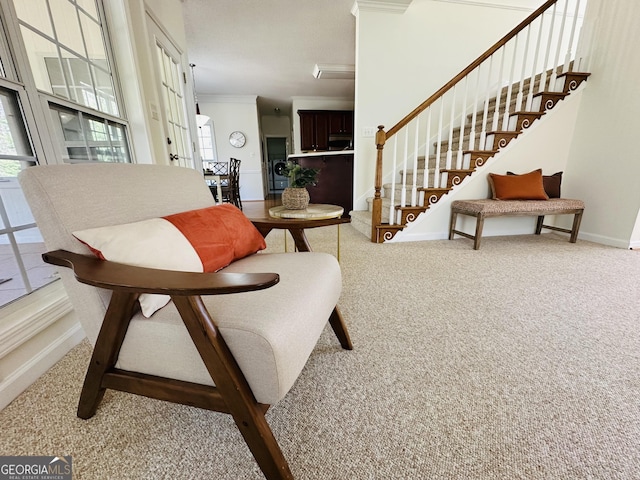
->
[265,137,288,194]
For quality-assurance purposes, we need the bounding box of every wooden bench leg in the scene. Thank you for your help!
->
[474,214,485,250]
[535,215,544,234]
[570,210,583,243]
[448,211,458,240]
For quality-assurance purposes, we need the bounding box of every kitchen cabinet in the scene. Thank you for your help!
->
[298,110,353,152]
[293,152,354,216]
[328,111,353,135]
[299,111,328,151]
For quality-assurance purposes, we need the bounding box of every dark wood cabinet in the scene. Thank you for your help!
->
[328,111,353,135]
[298,110,353,152]
[296,153,353,216]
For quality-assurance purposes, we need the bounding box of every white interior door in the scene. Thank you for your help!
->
[147,17,193,168]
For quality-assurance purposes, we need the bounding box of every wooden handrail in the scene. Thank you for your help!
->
[385,0,559,139]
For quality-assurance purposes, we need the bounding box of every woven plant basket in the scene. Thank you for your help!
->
[281,187,310,210]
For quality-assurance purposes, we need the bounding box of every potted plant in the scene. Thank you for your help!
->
[281,161,320,210]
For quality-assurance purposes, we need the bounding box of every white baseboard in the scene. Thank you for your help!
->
[0,322,83,411]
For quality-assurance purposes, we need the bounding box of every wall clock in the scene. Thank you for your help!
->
[229,131,246,148]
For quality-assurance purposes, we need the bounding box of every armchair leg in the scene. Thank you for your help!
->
[77,291,138,419]
[173,295,293,480]
[329,306,353,350]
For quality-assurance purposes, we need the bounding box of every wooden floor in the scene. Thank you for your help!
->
[241,195,282,218]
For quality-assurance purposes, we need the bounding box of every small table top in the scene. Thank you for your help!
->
[268,204,344,220]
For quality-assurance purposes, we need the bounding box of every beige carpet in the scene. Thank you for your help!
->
[2,226,639,479]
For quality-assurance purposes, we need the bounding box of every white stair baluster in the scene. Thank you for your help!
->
[389,136,398,225]
[468,67,481,151]
[446,86,457,170]
[502,36,519,130]
[526,13,545,111]
[550,0,570,89]
[412,118,420,206]
[434,97,444,188]
[516,24,532,112]
[401,128,409,211]
[480,55,494,149]
[564,0,582,73]
[538,2,557,93]
[424,106,432,188]
[457,75,468,169]
[492,47,506,132]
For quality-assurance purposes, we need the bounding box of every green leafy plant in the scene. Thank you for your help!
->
[283,161,320,188]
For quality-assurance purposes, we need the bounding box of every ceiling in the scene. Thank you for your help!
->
[181,0,357,117]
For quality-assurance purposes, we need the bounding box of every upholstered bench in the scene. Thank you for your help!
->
[449,198,585,250]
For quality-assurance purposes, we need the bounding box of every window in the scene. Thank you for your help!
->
[0,0,129,309]
[0,87,57,306]
[51,106,130,163]
[14,0,119,116]
[14,0,130,164]
[198,122,217,165]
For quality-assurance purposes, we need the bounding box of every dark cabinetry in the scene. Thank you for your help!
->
[328,111,353,135]
[296,153,353,216]
[298,110,353,152]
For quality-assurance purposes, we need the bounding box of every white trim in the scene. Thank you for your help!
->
[199,95,258,104]
[577,231,632,250]
[428,0,533,13]
[0,322,84,411]
[0,281,73,358]
[351,0,413,15]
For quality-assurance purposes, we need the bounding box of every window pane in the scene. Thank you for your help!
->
[61,53,96,109]
[14,0,54,38]
[17,0,119,117]
[19,27,57,95]
[1,177,35,227]
[0,230,58,307]
[49,0,85,55]
[0,91,33,157]
[93,66,117,115]
[0,233,23,306]
[57,109,82,141]
[51,106,130,164]
[16,228,58,290]
[76,0,98,20]
[80,12,107,65]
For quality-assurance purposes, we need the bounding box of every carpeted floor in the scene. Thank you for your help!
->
[2,226,639,479]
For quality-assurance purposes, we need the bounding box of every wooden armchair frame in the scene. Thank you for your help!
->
[44,249,352,480]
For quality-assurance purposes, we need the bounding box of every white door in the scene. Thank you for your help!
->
[147,17,193,168]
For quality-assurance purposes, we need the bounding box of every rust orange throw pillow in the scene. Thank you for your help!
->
[164,204,266,272]
[489,169,549,200]
[73,204,266,317]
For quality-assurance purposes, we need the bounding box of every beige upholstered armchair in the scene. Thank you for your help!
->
[19,163,352,480]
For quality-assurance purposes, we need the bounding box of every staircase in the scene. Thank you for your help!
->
[352,0,591,243]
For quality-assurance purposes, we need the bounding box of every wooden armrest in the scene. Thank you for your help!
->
[43,250,279,295]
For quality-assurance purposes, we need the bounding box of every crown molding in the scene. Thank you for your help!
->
[427,0,532,13]
[351,0,413,15]
[199,95,258,104]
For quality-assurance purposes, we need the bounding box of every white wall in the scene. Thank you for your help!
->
[353,0,540,210]
[562,0,640,248]
[105,0,192,166]
[199,95,265,200]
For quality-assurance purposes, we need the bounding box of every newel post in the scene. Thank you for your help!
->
[371,125,386,242]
